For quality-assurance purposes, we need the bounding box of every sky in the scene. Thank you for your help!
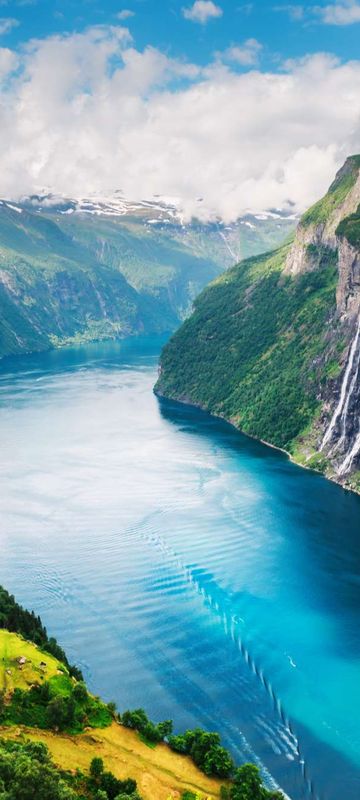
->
[0,0,359,219]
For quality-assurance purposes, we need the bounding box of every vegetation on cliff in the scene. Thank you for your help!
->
[156,157,360,482]
[301,155,360,227]
[336,204,360,248]
[156,243,337,451]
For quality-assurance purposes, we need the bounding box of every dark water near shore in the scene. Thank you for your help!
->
[1,337,360,800]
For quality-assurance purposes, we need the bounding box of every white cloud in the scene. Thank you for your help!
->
[314,1,360,25]
[183,1,223,24]
[0,27,360,221]
[277,1,360,25]
[274,5,305,21]
[116,10,135,21]
[0,17,18,35]
[0,44,17,75]
[222,39,263,66]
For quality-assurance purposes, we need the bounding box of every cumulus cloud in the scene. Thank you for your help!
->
[276,1,360,24]
[221,39,263,66]
[116,10,135,21]
[0,26,360,220]
[182,1,223,24]
[0,17,18,34]
[314,1,360,25]
[0,44,17,75]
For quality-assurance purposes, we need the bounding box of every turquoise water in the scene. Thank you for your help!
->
[1,337,360,800]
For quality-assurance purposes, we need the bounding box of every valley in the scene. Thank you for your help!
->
[0,193,295,359]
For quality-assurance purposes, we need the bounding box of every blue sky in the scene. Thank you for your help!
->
[2,0,360,68]
[0,0,359,217]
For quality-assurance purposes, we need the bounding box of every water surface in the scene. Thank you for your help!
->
[1,337,360,800]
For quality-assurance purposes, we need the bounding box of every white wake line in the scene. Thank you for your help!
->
[130,512,324,800]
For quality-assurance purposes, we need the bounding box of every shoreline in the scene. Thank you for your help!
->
[154,388,360,498]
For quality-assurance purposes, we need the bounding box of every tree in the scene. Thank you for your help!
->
[122,708,149,731]
[220,787,231,800]
[6,757,77,800]
[72,682,88,704]
[190,731,221,770]
[142,722,162,744]
[23,741,49,765]
[157,720,173,739]
[99,771,123,800]
[203,745,234,778]
[47,696,68,731]
[107,701,117,717]
[168,734,188,754]
[231,764,264,800]
[90,757,104,782]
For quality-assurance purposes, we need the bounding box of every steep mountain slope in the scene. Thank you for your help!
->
[0,194,295,359]
[0,202,177,358]
[155,156,360,492]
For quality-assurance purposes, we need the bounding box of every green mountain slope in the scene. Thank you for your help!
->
[0,203,177,358]
[0,196,295,360]
[156,156,360,491]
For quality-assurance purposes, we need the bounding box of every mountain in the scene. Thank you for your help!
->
[0,193,295,359]
[155,155,360,492]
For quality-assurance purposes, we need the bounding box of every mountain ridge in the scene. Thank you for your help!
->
[0,196,295,359]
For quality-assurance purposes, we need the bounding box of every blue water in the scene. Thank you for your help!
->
[1,337,360,800]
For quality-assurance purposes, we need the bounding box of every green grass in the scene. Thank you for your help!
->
[0,629,111,734]
[0,630,63,695]
[336,203,360,248]
[301,155,360,227]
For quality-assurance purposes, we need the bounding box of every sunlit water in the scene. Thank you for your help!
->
[1,337,360,800]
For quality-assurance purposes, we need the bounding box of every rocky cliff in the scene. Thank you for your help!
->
[156,156,360,492]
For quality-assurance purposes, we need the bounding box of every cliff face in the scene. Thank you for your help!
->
[156,156,360,492]
[285,156,360,277]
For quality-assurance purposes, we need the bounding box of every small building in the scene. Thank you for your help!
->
[17,656,26,666]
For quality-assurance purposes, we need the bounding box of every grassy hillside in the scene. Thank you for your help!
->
[156,242,338,453]
[0,587,284,800]
[1,725,222,800]
[0,630,61,694]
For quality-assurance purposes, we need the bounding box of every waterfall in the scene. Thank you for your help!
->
[338,426,360,476]
[331,332,360,456]
[321,317,360,451]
